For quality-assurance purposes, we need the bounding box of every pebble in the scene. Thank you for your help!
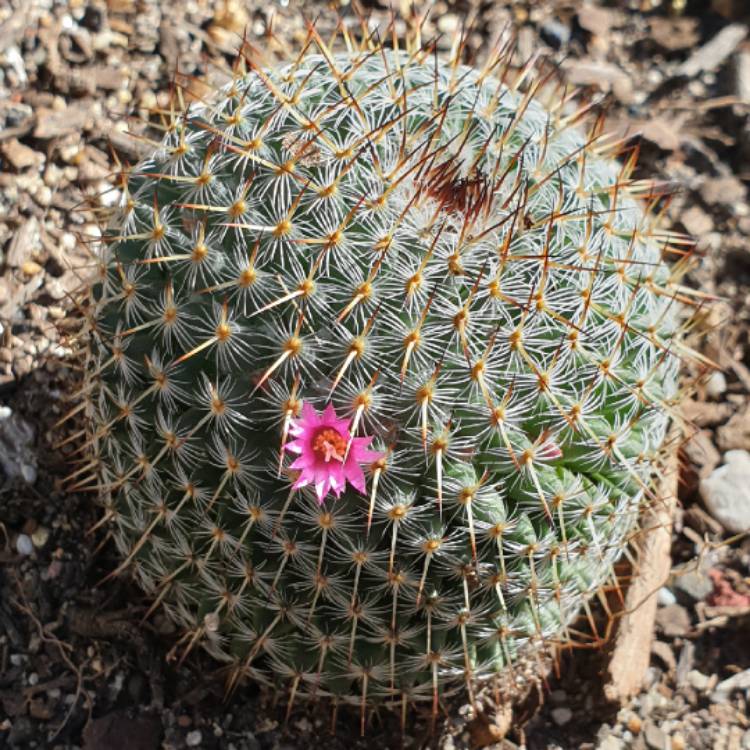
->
[436,14,459,34]
[21,260,43,276]
[687,669,711,691]
[711,668,750,703]
[186,729,202,747]
[658,587,677,606]
[672,560,714,602]
[644,720,668,750]
[0,407,37,484]
[705,371,727,399]
[655,604,691,638]
[599,737,625,750]
[16,534,33,556]
[551,707,573,726]
[700,450,750,534]
[540,19,571,48]
[31,527,49,548]
[627,714,643,734]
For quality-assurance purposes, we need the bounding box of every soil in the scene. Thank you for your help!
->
[1,1,749,749]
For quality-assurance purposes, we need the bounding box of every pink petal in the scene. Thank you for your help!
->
[302,401,320,423]
[322,402,338,424]
[285,439,304,454]
[315,479,328,502]
[343,462,366,494]
[293,474,310,490]
[290,455,313,470]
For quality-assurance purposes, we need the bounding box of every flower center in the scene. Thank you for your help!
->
[312,428,348,463]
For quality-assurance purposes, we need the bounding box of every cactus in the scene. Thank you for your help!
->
[78,20,688,718]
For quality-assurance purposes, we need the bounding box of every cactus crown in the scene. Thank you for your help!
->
[80,19,686,719]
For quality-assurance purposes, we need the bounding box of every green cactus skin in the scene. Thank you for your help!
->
[81,29,684,715]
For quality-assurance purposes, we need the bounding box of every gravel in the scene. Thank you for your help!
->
[700,450,750,534]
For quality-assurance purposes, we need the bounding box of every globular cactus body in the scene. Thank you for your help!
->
[82,29,683,712]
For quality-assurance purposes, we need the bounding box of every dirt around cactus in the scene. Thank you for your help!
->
[1,1,750,749]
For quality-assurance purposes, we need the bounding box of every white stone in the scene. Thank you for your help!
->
[705,371,727,399]
[599,737,625,750]
[16,534,33,556]
[657,587,676,606]
[700,450,750,533]
[687,669,711,691]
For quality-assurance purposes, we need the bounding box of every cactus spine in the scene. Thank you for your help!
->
[78,19,688,719]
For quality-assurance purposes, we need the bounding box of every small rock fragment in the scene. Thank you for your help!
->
[1,139,44,170]
[716,405,750,451]
[701,175,748,208]
[643,720,668,750]
[540,20,570,49]
[6,216,41,269]
[577,4,614,37]
[21,261,43,277]
[0,101,34,137]
[655,604,691,638]
[686,669,711,691]
[33,104,92,139]
[0,408,37,485]
[551,707,573,726]
[700,450,750,534]
[680,205,713,237]
[651,640,677,673]
[627,713,642,734]
[671,560,714,602]
[705,371,727,399]
[31,527,49,549]
[677,23,748,77]
[16,534,33,556]
[649,16,700,52]
[711,669,750,703]
[657,587,676,606]
[682,399,734,428]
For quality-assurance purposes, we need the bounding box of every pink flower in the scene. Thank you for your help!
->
[285,402,383,503]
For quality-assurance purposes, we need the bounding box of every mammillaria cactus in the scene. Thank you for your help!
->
[75,18,690,722]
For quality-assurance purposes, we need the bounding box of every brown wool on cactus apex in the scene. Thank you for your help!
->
[58,7,713,735]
